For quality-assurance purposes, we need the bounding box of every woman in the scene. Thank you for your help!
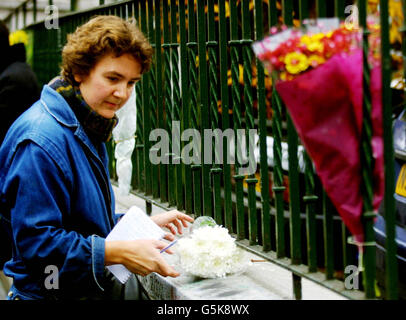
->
[0,15,193,300]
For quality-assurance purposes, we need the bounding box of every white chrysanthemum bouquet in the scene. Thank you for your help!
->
[176,217,250,278]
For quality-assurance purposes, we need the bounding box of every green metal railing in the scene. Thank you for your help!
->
[18,0,400,300]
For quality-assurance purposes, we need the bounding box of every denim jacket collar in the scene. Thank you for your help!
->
[40,85,107,164]
[40,85,79,128]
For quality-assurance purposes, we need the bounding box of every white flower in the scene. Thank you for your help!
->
[176,225,250,278]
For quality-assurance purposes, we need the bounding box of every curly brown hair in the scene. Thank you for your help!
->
[61,15,153,85]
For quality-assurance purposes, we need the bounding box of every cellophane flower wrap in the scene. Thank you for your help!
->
[252,18,384,242]
[176,223,250,278]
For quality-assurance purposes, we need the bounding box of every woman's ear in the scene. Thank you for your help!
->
[73,74,82,83]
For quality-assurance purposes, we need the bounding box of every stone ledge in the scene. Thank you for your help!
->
[113,185,348,300]
[138,246,292,300]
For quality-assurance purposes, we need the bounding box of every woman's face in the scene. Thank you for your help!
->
[74,53,142,119]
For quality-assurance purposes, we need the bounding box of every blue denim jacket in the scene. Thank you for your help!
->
[0,85,121,299]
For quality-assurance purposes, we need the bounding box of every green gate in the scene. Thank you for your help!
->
[9,0,401,300]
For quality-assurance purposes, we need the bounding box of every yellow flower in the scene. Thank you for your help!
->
[284,52,309,75]
[311,33,325,41]
[300,35,312,45]
[308,54,325,67]
[300,34,324,52]
[9,30,28,46]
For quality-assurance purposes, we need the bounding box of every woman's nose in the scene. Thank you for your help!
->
[113,84,127,99]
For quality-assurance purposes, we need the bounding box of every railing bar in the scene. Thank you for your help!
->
[192,165,203,217]
[268,0,278,29]
[282,0,302,302]
[170,0,184,210]
[359,0,376,299]
[208,0,223,226]
[282,0,302,266]
[316,0,327,18]
[148,0,159,199]
[323,191,335,280]
[381,0,399,300]
[292,273,302,300]
[197,0,213,218]
[178,0,192,213]
[299,0,318,273]
[218,0,233,232]
[154,0,165,202]
[334,0,346,20]
[134,0,144,193]
[269,0,286,258]
[140,0,152,196]
[230,0,246,240]
[241,0,258,246]
[163,0,175,206]
[187,0,202,216]
[254,0,271,251]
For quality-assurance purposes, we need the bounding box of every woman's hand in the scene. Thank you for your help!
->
[150,210,194,238]
[105,239,180,277]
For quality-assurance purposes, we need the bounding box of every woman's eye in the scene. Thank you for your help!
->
[108,77,118,82]
[128,81,135,86]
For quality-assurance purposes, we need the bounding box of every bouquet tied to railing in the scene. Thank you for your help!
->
[253,18,384,244]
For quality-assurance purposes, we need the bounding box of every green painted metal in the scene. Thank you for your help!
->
[380,0,399,300]
[148,0,159,199]
[70,0,78,11]
[23,3,27,27]
[134,1,145,194]
[359,0,376,299]
[178,0,192,213]
[283,0,302,267]
[33,0,37,23]
[229,0,246,240]
[25,0,401,300]
[255,0,271,251]
[299,0,317,274]
[197,0,213,218]
[323,192,335,280]
[207,0,223,226]
[283,0,302,300]
[130,3,138,189]
[334,0,346,20]
[315,0,337,282]
[303,153,317,273]
[140,0,152,196]
[299,0,309,21]
[241,0,258,246]
[162,0,175,206]
[292,273,302,300]
[187,0,202,215]
[316,0,327,18]
[341,221,349,270]
[269,0,286,259]
[192,165,202,217]
[218,0,233,232]
[170,0,184,210]
[154,0,167,203]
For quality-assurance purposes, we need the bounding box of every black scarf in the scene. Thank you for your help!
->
[49,77,118,143]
